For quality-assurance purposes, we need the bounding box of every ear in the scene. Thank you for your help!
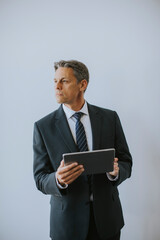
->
[80,79,88,92]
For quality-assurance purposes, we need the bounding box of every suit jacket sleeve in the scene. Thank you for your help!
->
[33,122,62,196]
[114,112,132,186]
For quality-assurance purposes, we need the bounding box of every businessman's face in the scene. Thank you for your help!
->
[54,67,87,108]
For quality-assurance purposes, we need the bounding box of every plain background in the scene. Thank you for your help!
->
[1,0,160,239]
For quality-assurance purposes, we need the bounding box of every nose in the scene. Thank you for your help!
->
[55,81,62,90]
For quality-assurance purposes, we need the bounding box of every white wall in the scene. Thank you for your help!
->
[1,1,160,239]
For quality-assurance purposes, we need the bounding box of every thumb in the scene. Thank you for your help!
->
[60,159,65,167]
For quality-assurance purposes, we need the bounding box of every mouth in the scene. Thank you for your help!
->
[56,92,63,96]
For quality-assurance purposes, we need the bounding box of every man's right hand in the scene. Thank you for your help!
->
[56,160,84,186]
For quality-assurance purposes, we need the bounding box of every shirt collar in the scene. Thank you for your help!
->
[62,101,88,120]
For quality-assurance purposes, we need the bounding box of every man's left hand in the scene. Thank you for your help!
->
[109,158,119,177]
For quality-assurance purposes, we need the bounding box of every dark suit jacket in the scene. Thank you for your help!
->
[33,103,132,240]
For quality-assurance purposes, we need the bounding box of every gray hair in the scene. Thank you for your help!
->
[54,60,89,84]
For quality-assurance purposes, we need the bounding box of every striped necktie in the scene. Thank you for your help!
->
[73,112,92,195]
[73,112,88,152]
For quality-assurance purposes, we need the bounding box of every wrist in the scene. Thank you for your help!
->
[55,172,68,189]
[57,178,66,187]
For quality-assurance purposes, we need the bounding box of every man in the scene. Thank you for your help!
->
[33,60,132,240]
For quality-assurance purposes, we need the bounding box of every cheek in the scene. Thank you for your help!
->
[65,84,80,96]
[70,85,80,93]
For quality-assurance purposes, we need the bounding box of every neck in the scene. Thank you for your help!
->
[64,99,85,111]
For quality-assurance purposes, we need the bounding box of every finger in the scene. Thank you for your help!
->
[109,166,119,175]
[58,167,84,185]
[60,165,84,180]
[65,168,84,184]
[114,158,118,162]
[64,166,84,181]
[115,167,119,174]
[57,164,84,185]
[58,160,64,169]
[60,160,65,167]
[58,162,79,174]
[113,165,119,171]
[65,170,84,184]
[114,163,118,168]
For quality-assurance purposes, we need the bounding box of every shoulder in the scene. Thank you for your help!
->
[87,103,117,117]
[34,105,62,127]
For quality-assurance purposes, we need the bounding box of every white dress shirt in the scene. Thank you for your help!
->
[62,101,93,151]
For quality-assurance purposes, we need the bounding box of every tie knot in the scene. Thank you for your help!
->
[73,112,83,121]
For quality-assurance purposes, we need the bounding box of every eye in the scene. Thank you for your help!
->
[62,79,68,83]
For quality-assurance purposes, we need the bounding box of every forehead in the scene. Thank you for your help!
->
[54,67,76,79]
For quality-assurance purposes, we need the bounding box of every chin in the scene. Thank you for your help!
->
[56,100,62,104]
[56,98,65,104]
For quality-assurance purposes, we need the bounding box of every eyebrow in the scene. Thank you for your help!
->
[54,77,65,80]
[54,77,70,81]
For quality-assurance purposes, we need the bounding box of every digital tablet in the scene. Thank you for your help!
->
[63,148,115,174]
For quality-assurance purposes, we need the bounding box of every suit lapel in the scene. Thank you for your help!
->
[87,103,102,150]
[54,103,102,152]
[55,105,78,152]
